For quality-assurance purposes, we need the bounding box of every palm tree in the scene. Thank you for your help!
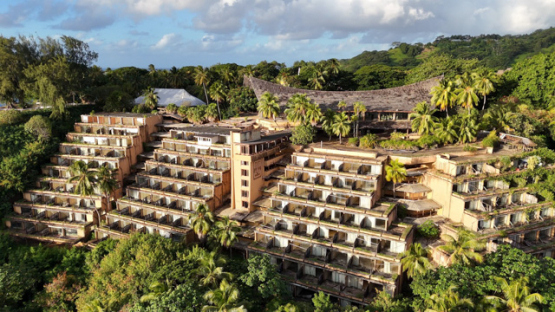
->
[484,277,543,312]
[431,80,457,117]
[305,102,323,126]
[240,65,256,78]
[482,104,515,133]
[209,82,225,120]
[472,71,496,110]
[458,113,479,144]
[320,109,336,141]
[68,161,101,223]
[140,281,169,303]
[400,243,432,279]
[353,101,367,137]
[189,204,215,243]
[205,103,219,122]
[439,229,485,265]
[96,166,118,215]
[337,100,347,111]
[202,280,246,312]
[456,85,479,112]
[327,58,341,75]
[435,117,459,144]
[275,72,290,87]
[142,87,159,111]
[410,101,438,135]
[308,71,325,90]
[196,251,233,287]
[424,286,474,312]
[212,216,241,255]
[331,112,351,144]
[257,92,280,121]
[194,66,211,105]
[284,93,311,124]
[385,159,407,198]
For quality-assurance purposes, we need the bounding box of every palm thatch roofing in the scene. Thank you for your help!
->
[244,75,442,112]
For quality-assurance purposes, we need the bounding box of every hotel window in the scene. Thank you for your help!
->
[241,169,249,176]
[380,113,394,121]
[241,180,249,187]
[242,191,249,198]
[396,113,408,120]
[242,201,249,208]
[241,161,248,166]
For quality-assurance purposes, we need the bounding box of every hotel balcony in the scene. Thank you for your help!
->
[73,123,141,136]
[125,187,211,211]
[143,167,222,185]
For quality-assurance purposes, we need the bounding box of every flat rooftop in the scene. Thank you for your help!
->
[92,112,156,118]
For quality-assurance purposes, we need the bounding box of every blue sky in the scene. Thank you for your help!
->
[1,0,555,69]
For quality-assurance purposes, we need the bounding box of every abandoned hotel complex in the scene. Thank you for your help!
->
[5,76,555,306]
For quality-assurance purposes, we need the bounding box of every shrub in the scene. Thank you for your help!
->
[417,135,440,149]
[390,131,405,140]
[177,106,189,117]
[166,103,178,114]
[290,124,315,145]
[463,145,478,152]
[417,220,440,240]
[379,139,419,151]
[347,137,359,147]
[0,110,23,125]
[482,130,500,148]
[151,110,158,115]
[359,133,378,148]
[132,104,149,114]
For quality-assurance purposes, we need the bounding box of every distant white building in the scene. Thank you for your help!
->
[134,88,205,107]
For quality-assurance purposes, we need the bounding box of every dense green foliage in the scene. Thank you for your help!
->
[0,104,98,220]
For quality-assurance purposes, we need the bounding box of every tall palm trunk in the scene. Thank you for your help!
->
[216,100,222,121]
[482,95,487,110]
[202,83,209,105]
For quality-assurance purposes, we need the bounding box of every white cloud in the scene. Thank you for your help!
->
[152,33,182,49]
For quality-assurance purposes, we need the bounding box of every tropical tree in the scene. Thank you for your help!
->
[435,117,459,144]
[424,286,474,312]
[209,82,226,120]
[482,104,515,133]
[96,166,118,216]
[353,101,367,137]
[430,80,457,117]
[337,100,347,111]
[202,280,246,312]
[189,204,215,243]
[472,71,496,110]
[212,216,241,255]
[484,276,543,312]
[68,161,100,223]
[194,66,211,105]
[257,92,280,121]
[439,229,485,265]
[400,243,432,279]
[142,87,159,110]
[456,85,479,112]
[308,71,325,90]
[458,112,479,144]
[205,103,219,122]
[331,112,351,144]
[284,93,311,124]
[196,250,233,287]
[305,102,322,126]
[385,159,407,198]
[410,101,438,135]
[320,109,336,141]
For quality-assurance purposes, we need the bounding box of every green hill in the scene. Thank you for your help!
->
[341,27,555,72]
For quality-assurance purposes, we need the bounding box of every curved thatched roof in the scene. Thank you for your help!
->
[244,75,442,112]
